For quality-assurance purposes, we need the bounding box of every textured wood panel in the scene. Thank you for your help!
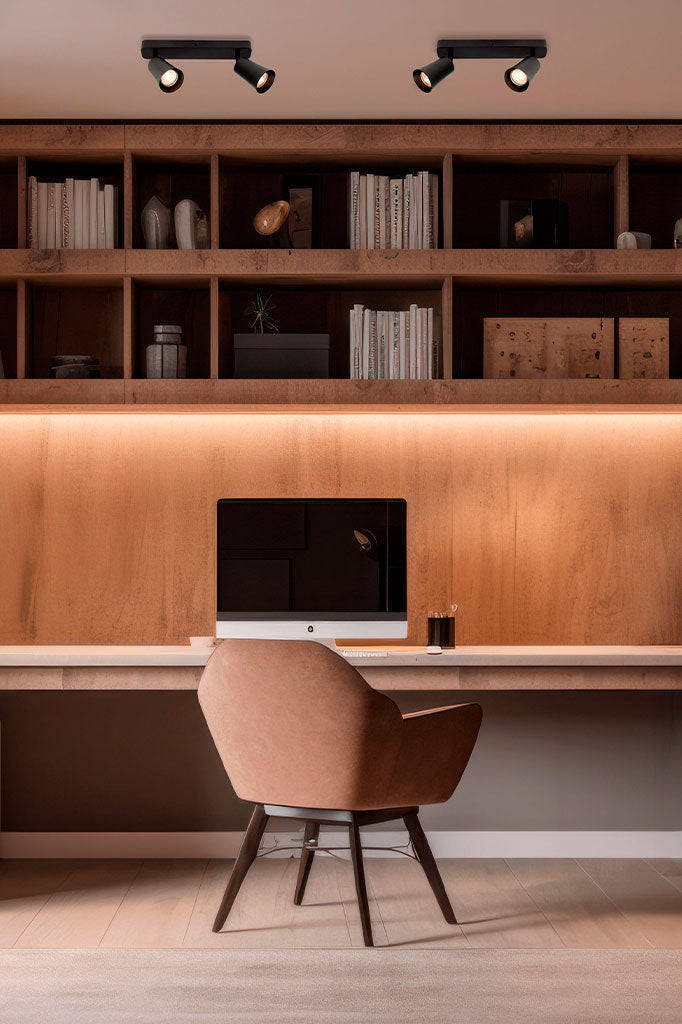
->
[484,318,615,379]
[618,317,669,379]
[1,414,682,645]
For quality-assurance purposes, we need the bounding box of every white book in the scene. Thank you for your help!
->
[37,182,48,249]
[103,184,115,248]
[409,304,418,378]
[63,178,74,249]
[403,175,411,249]
[418,307,428,378]
[81,180,90,249]
[46,182,56,248]
[422,172,432,249]
[389,179,403,250]
[430,173,439,249]
[368,310,378,378]
[55,184,64,248]
[365,174,374,249]
[399,311,407,379]
[89,178,99,249]
[378,310,387,379]
[359,176,367,249]
[427,306,435,379]
[27,176,38,249]
[73,180,83,249]
[373,177,382,250]
[97,188,106,249]
[416,172,424,249]
[350,303,364,379]
[349,172,360,249]
[378,176,387,249]
[409,177,418,249]
[390,311,400,379]
[362,308,370,379]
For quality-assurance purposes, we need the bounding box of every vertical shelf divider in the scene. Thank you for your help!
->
[210,154,220,250]
[17,155,27,249]
[441,277,453,380]
[442,153,453,249]
[123,277,134,380]
[123,151,134,251]
[614,154,629,243]
[16,279,28,379]
[210,276,219,379]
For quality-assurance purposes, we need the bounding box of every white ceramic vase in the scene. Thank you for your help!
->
[141,195,172,249]
[174,199,210,250]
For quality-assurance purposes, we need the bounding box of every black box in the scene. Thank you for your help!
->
[500,199,569,248]
[233,333,330,378]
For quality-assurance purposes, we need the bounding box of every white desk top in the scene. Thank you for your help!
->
[2,644,682,668]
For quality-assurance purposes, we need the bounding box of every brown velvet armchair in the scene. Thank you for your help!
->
[199,638,482,946]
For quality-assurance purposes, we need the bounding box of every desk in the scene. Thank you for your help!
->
[1,645,682,690]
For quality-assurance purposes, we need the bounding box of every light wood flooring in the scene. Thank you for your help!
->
[1,856,681,949]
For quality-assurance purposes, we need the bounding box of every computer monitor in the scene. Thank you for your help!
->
[216,498,407,641]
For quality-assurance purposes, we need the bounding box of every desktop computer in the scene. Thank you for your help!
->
[216,498,407,643]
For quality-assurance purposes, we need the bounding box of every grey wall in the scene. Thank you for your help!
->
[0,690,679,832]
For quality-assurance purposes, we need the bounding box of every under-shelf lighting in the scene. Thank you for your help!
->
[414,39,547,93]
[141,39,276,94]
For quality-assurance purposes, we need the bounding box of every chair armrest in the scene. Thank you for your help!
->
[402,703,469,720]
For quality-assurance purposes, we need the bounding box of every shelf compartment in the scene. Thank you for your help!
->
[451,283,682,380]
[219,156,445,250]
[134,281,211,379]
[217,282,444,380]
[0,285,17,377]
[629,159,682,249]
[132,157,211,250]
[0,157,18,248]
[452,160,614,250]
[25,157,124,250]
[28,283,124,379]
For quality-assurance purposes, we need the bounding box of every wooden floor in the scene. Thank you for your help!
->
[1,856,680,949]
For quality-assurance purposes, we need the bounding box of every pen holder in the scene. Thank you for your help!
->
[427,610,456,648]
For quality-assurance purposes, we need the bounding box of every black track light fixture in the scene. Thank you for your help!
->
[414,39,547,93]
[141,40,276,94]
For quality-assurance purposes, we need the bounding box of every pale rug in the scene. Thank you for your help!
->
[2,949,680,1023]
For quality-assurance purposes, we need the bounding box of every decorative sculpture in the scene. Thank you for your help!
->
[674,219,682,249]
[616,231,652,249]
[174,199,210,250]
[253,200,290,236]
[141,195,172,249]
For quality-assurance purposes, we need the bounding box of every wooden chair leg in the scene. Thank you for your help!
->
[294,822,320,905]
[404,811,457,925]
[212,803,269,933]
[349,816,373,947]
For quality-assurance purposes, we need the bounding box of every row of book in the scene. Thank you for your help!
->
[349,305,438,380]
[348,171,438,250]
[27,177,119,250]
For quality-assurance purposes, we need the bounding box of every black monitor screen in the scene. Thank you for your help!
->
[217,499,407,620]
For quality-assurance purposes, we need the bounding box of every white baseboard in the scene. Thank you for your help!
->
[1,830,679,859]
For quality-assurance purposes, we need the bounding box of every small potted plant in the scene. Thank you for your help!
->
[233,292,330,379]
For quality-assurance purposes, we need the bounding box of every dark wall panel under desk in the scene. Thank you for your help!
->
[0,690,679,833]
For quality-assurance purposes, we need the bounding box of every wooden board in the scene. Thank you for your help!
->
[618,317,669,379]
[484,317,615,379]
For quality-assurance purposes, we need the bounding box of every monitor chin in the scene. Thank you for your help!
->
[215,618,408,642]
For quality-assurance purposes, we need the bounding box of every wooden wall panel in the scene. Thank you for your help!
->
[0,414,681,646]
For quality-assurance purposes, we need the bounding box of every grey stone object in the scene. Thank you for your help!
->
[146,343,187,378]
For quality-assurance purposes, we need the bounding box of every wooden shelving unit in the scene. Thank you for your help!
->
[2,122,682,411]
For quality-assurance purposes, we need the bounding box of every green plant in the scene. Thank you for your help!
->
[245,293,279,334]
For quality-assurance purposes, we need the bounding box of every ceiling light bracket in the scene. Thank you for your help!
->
[141,39,253,62]
[435,39,547,61]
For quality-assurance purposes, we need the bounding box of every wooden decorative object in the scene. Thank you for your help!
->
[253,200,290,236]
[483,318,615,379]
[617,318,669,379]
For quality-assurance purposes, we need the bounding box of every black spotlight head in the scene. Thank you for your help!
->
[504,55,541,92]
[147,56,184,93]
[413,56,454,93]
[234,56,275,93]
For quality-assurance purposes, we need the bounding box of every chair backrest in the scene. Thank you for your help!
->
[198,639,405,809]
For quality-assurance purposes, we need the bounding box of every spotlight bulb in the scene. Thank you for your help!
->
[147,56,184,93]
[234,56,275,93]
[413,56,454,93]
[504,55,540,92]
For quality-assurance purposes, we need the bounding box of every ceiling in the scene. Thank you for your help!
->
[1,0,680,121]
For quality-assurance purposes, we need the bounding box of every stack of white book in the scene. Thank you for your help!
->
[348,171,438,249]
[349,304,437,380]
[27,176,118,249]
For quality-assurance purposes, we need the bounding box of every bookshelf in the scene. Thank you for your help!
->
[2,122,682,410]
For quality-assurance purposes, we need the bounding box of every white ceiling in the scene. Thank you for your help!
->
[1,0,680,121]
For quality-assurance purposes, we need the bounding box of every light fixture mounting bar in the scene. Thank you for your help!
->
[141,39,252,61]
[436,39,547,61]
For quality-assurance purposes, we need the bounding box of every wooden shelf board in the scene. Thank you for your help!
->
[3,378,682,413]
[1,249,682,285]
